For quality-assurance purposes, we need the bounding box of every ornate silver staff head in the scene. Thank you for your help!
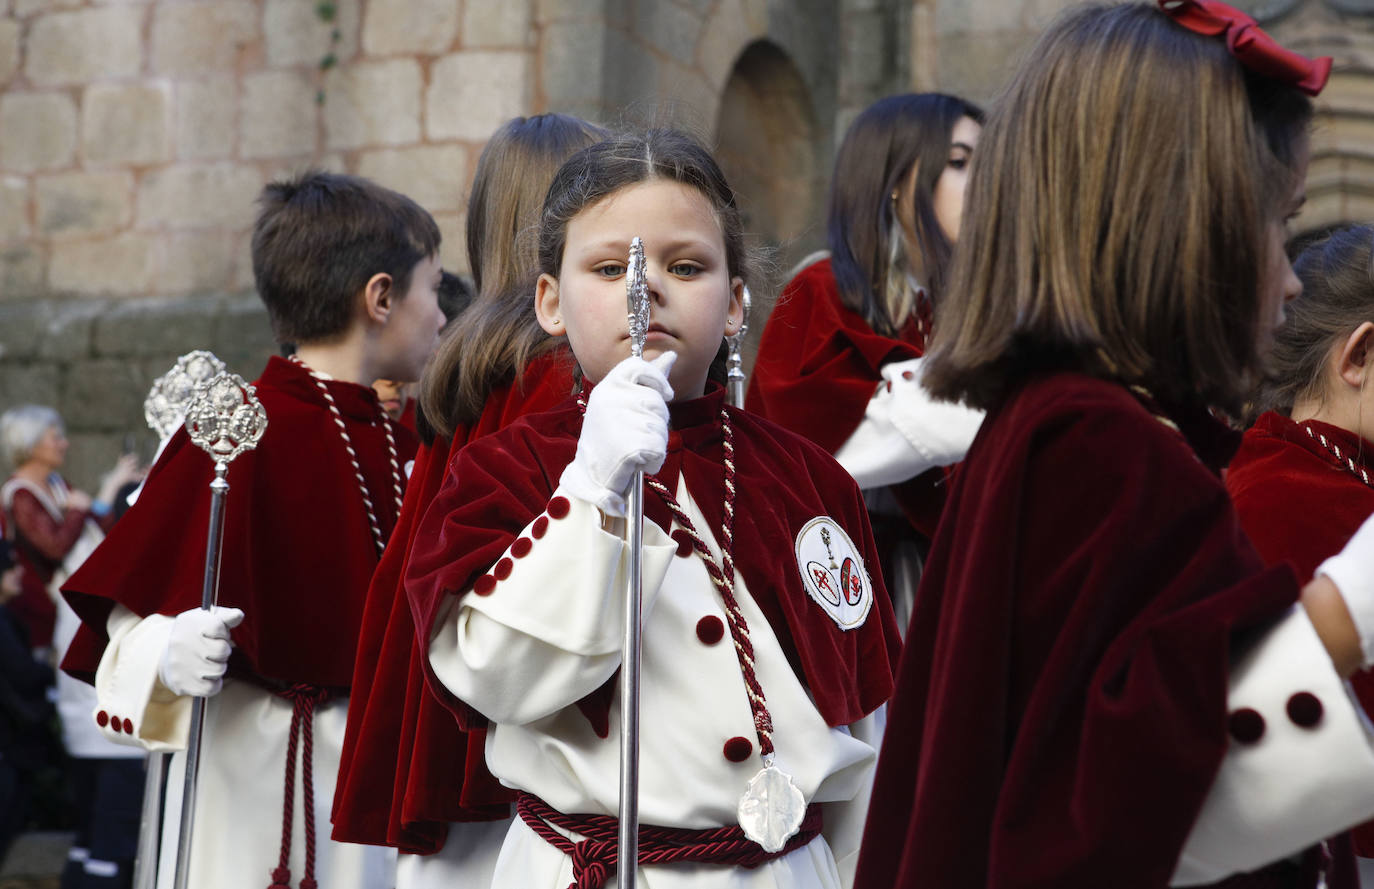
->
[626,237,650,359]
[144,350,228,439]
[184,372,268,470]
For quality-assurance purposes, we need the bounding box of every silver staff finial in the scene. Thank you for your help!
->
[627,237,650,359]
[144,351,227,440]
[184,373,268,468]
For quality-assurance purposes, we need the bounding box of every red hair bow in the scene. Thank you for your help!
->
[1158,0,1332,96]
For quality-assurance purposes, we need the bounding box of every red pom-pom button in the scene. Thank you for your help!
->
[671,530,693,558]
[96,710,109,728]
[493,558,514,581]
[547,496,571,519]
[532,516,549,540]
[511,537,533,558]
[123,718,133,735]
[473,575,497,596]
[1287,692,1323,728]
[723,736,753,763]
[901,370,914,381]
[110,715,123,734]
[1227,707,1265,745]
[696,616,724,645]
[692,618,725,645]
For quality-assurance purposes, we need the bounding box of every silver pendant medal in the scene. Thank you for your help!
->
[737,758,805,853]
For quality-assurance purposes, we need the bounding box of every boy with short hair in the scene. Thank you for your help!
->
[61,170,444,889]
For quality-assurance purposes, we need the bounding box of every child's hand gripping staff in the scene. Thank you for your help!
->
[170,372,267,889]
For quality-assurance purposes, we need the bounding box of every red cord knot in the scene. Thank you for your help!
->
[268,865,291,889]
[570,839,616,889]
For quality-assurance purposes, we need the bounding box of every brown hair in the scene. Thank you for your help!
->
[535,128,757,385]
[420,114,607,441]
[1262,225,1374,415]
[923,2,1313,414]
[251,170,441,344]
[827,93,984,336]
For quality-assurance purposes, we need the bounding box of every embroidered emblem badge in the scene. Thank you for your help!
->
[794,516,872,629]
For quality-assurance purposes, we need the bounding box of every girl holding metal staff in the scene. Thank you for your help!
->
[407,128,900,889]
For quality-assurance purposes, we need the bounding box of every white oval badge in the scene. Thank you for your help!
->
[794,516,872,630]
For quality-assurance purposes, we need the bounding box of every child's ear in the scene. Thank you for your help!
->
[723,277,746,337]
[1337,321,1374,389]
[534,273,566,337]
[364,272,395,324]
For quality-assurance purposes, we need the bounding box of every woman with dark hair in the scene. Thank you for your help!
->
[746,92,985,628]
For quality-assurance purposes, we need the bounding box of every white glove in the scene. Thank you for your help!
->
[157,605,245,697]
[1318,512,1374,667]
[883,357,985,469]
[560,352,676,517]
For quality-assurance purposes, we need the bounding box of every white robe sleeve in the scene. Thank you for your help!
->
[832,357,984,489]
[1171,604,1374,885]
[823,706,885,888]
[427,487,677,726]
[93,604,192,752]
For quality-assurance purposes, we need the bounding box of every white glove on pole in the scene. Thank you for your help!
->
[561,352,676,517]
[1318,512,1374,667]
[157,605,245,697]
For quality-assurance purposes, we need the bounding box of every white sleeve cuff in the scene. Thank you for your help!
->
[1171,604,1374,885]
[94,606,191,752]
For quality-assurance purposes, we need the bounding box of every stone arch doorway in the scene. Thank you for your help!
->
[714,40,825,280]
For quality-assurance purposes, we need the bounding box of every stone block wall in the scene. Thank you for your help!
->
[1,0,1367,493]
[0,293,276,490]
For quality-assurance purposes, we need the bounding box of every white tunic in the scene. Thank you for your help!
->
[92,606,396,889]
[428,483,880,889]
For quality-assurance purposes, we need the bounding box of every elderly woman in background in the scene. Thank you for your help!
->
[0,405,142,656]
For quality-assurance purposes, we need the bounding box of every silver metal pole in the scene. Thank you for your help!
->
[170,373,266,889]
[618,237,649,889]
[133,350,227,889]
[131,753,165,889]
[171,466,227,889]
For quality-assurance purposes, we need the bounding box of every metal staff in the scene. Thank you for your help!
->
[726,286,753,409]
[172,372,267,889]
[618,237,650,889]
[133,350,227,889]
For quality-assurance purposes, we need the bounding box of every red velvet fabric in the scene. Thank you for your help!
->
[331,352,576,854]
[406,383,902,734]
[854,373,1304,889]
[745,257,946,536]
[1228,410,1374,857]
[61,356,417,690]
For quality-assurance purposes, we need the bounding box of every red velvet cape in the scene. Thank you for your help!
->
[745,257,946,536]
[854,373,1301,889]
[1228,410,1374,855]
[331,353,576,854]
[61,356,417,690]
[406,384,902,736]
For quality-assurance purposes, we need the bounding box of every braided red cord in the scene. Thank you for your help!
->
[643,410,775,755]
[267,685,328,889]
[268,693,303,889]
[289,355,402,556]
[516,793,822,889]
